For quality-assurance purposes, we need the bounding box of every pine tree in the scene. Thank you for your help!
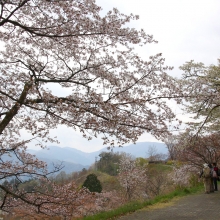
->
[82,174,102,193]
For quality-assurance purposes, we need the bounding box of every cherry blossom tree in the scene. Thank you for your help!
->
[118,154,147,200]
[2,180,95,219]
[176,132,220,167]
[169,164,199,188]
[0,0,181,217]
[179,59,220,133]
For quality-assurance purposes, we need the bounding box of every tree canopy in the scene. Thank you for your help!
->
[174,132,220,167]
[97,151,122,175]
[179,59,220,133]
[0,0,180,148]
[0,0,181,218]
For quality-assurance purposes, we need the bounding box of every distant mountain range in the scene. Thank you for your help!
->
[28,142,168,173]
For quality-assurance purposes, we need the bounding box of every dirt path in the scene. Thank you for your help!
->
[117,191,220,220]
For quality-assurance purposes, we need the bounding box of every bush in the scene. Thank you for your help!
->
[166,160,175,165]
[82,173,102,193]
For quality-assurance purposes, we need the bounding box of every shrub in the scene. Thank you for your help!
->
[82,174,102,193]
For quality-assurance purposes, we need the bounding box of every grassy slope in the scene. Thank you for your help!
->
[82,184,203,220]
[81,163,203,220]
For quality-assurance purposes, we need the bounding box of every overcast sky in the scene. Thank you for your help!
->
[29,0,220,152]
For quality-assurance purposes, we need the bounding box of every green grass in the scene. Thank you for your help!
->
[148,163,173,172]
[82,184,203,220]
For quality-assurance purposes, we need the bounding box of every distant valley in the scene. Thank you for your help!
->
[28,142,168,174]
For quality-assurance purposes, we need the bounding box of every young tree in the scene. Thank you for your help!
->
[147,146,158,161]
[164,135,179,160]
[144,168,167,197]
[147,145,167,161]
[55,171,67,184]
[118,154,147,200]
[0,0,181,216]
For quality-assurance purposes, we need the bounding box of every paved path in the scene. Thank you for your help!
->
[117,191,220,220]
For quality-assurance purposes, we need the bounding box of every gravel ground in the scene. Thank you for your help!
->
[117,191,220,220]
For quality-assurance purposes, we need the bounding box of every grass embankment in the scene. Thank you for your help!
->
[82,184,203,220]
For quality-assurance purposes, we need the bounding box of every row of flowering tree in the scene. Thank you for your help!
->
[164,132,220,190]
[165,132,220,168]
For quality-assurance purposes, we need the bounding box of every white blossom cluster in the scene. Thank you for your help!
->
[118,155,147,200]
[169,164,198,188]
